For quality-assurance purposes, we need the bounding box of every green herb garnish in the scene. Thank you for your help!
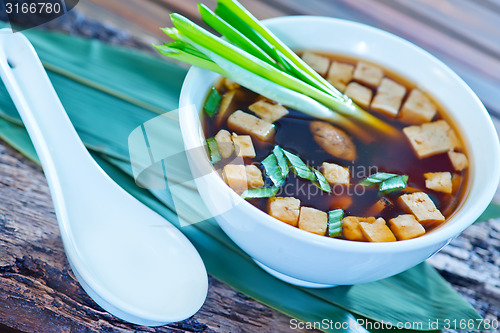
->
[204,87,222,117]
[206,137,221,163]
[155,0,398,137]
[261,154,285,187]
[328,209,344,238]
[313,168,331,193]
[241,186,280,199]
[282,149,316,181]
[360,172,408,193]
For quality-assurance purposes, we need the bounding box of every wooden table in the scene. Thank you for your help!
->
[1,0,499,332]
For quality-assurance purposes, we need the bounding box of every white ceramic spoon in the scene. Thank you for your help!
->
[0,29,207,326]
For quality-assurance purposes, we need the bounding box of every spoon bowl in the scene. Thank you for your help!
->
[0,29,207,326]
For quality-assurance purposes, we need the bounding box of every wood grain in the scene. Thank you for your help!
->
[0,140,310,333]
[1,0,500,332]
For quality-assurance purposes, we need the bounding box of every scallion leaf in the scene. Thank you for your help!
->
[204,87,222,117]
[272,145,289,178]
[360,172,409,193]
[206,137,221,163]
[241,186,280,199]
[359,172,399,186]
[379,175,409,193]
[313,168,331,193]
[262,154,285,187]
[328,209,344,238]
[282,149,315,181]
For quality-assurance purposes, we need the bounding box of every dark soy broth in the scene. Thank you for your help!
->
[203,53,468,235]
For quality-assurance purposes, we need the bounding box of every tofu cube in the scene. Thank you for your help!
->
[232,133,256,157]
[403,120,459,158]
[365,197,392,216]
[399,89,437,124]
[424,172,452,194]
[227,110,275,141]
[222,164,247,194]
[248,100,289,123]
[398,192,445,224]
[344,82,373,109]
[217,90,236,123]
[389,214,426,240]
[214,129,234,158]
[448,151,468,171]
[298,207,328,235]
[353,62,384,87]
[245,165,264,189]
[371,78,406,117]
[359,218,396,242]
[321,162,350,185]
[342,216,376,241]
[327,61,354,92]
[301,52,330,76]
[268,197,301,226]
[452,174,462,193]
[223,77,240,90]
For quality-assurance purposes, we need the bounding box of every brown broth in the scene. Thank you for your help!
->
[203,52,468,237]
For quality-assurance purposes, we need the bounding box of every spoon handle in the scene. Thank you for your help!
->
[0,29,98,187]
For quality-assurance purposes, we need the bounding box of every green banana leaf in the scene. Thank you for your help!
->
[0,25,497,332]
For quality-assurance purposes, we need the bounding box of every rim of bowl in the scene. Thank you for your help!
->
[179,16,500,253]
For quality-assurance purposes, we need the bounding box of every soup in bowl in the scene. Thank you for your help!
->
[179,16,500,286]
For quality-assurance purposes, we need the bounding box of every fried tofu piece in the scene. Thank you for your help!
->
[398,192,445,224]
[222,164,247,194]
[214,129,234,158]
[245,165,264,189]
[327,61,354,92]
[248,100,289,123]
[448,151,468,171]
[232,133,256,157]
[353,62,384,87]
[298,207,328,235]
[342,216,376,241]
[451,174,462,193]
[223,77,240,90]
[216,90,236,126]
[399,89,437,124]
[227,110,275,142]
[360,218,396,242]
[344,82,373,109]
[371,78,406,117]
[365,197,392,216]
[321,162,350,185]
[301,52,330,76]
[389,214,426,240]
[268,197,301,227]
[424,172,452,194]
[403,120,460,158]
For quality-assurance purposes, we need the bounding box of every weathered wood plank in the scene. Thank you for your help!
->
[0,141,309,333]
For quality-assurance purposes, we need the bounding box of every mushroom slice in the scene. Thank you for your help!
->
[310,121,356,161]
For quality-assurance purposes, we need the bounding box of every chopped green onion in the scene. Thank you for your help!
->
[241,186,280,199]
[359,172,399,186]
[262,154,285,186]
[155,2,400,137]
[379,175,409,193]
[204,87,222,117]
[328,209,344,238]
[272,146,289,178]
[360,172,409,193]
[312,168,331,193]
[206,137,221,163]
[282,149,316,181]
[198,3,277,65]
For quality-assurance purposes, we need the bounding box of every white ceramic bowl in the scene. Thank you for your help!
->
[179,16,500,286]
